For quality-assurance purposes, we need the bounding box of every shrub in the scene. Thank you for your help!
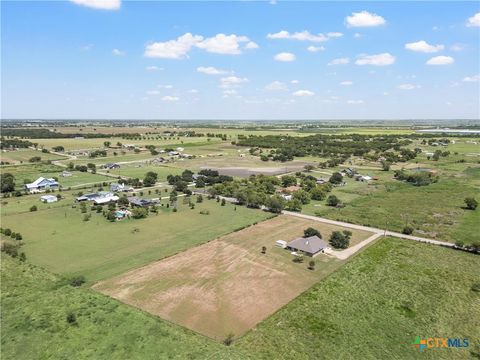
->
[1,242,18,258]
[15,233,22,241]
[30,205,38,212]
[3,228,11,236]
[308,260,315,270]
[66,312,77,325]
[402,226,414,235]
[223,333,234,346]
[464,197,478,210]
[326,195,340,207]
[69,276,86,287]
[199,210,210,215]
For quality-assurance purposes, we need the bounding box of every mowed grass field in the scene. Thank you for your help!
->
[235,237,480,359]
[1,164,116,189]
[1,199,272,282]
[93,215,373,339]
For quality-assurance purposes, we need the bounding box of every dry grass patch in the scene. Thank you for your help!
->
[93,215,373,339]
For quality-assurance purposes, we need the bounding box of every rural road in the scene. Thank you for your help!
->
[283,211,456,259]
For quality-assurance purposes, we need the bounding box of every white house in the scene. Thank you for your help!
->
[110,183,133,192]
[25,177,59,193]
[40,195,58,203]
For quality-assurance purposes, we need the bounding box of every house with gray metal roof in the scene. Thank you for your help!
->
[287,235,329,257]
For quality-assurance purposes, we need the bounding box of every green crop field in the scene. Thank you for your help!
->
[1,198,272,282]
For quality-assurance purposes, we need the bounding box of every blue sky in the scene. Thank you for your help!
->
[2,1,479,120]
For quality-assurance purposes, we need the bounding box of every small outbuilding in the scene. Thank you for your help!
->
[40,195,58,203]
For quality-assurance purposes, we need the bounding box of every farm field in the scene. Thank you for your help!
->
[107,163,184,181]
[0,149,68,163]
[3,237,479,360]
[236,237,480,359]
[94,215,373,339]
[1,199,272,282]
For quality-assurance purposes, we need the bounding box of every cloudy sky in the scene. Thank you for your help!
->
[2,1,479,120]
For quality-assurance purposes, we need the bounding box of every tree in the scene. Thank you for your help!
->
[196,194,203,203]
[329,231,351,249]
[304,164,315,172]
[293,189,311,204]
[107,211,117,222]
[221,198,226,206]
[15,233,22,241]
[281,175,297,187]
[265,195,285,214]
[465,197,478,210]
[118,196,129,207]
[286,198,302,212]
[304,227,321,238]
[329,172,343,185]
[30,205,38,212]
[143,171,158,187]
[261,246,267,254]
[3,228,11,236]
[19,252,26,262]
[308,260,315,270]
[381,160,391,171]
[181,169,194,182]
[310,187,326,201]
[326,195,340,207]
[0,173,15,193]
[169,190,178,204]
[131,207,148,219]
[103,141,111,148]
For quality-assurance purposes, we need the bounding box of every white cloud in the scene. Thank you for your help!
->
[355,53,395,66]
[354,33,362,38]
[405,40,444,53]
[80,44,94,51]
[347,100,364,104]
[328,57,349,65]
[327,32,343,38]
[466,12,480,27]
[245,41,259,49]
[265,81,288,91]
[267,30,341,42]
[345,11,386,27]
[274,52,296,62]
[397,83,420,90]
[144,33,203,59]
[426,55,454,65]
[157,84,173,89]
[223,89,237,95]
[196,34,253,54]
[188,89,199,93]
[146,66,162,71]
[340,81,353,86]
[463,75,480,82]
[146,90,160,95]
[112,48,126,56]
[220,76,249,89]
[307,45,325,52]
[197,66,228,75]
[292,90,314,97]
[69,0,120,10]
[450,44,465,52]
[161,96,179,102]
[291,80,299,84]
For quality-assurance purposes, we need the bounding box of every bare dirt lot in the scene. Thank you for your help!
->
[93,215,373,339]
